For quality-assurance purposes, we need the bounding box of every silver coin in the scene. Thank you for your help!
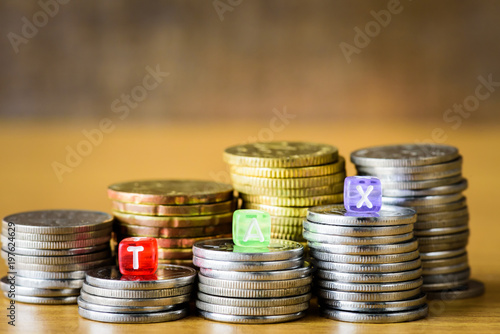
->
[355,157,462,174]
[422,279,469,291]
[1,235,112,250]
[198,274,312,290]
[198,283,311,298]
[11,276,83,289]
[198,310,306,324]
[316,278,423,292]
[2,210,113,234]
[307,205,416,226]
[317,287,421,302]
[319,293,427,312]
[415,217,469,230]
[85,265,196,290]
[419,241,469,253]
[414,225,469,237]
[310,249,420,264]
[417,231,469,245]
[380,175,463,190]
[193,256,302,272]
[77,296,181,314]
[416,207,469,222]
[200,262,312,281]
[412,197,467,214]
[303,221,413,236]
[383,180,468,197]
[422,263,469,275]
[304,230,413,245]
[197,292,312,307]
[11,258,114,272]
[196,300,309,316]
[192,238,303,262]
[358,168,461,181]
[316,268,423,283]
[351,144,459,167]
[320,304,428,323]
[1,276,80,297]
[78,306,188,323]
[419,248,466,261]
[1,243,110,256]
[312,258,422,273]
[79,290,190,307]
[1,228,112,242]
[307,239,419,255]
[15,269,88,280]
[425,279,484,300]
[0,249,110,265]
[382,193,463,207]
[81,282,191,299]
[3,292,77,304]
[423,269,471,284]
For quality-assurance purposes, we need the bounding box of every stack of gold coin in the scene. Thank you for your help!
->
[223,142,346,242]
[107,180,236,267]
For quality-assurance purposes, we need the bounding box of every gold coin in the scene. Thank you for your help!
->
[230,172,345,189]
[158,248,193,260]
[242,203,308,217]
[233,183,344,197]
[112,211,232,228]
[230,157,345,178]
[111,199,236,216]
[271,225,303,235]
[116,234,232,248]
[271,233,306,242]
[241,194,343,207]
[115,223,232,238]
[270,216,304,227]
[224,142,338,167]
[107,180,233,205]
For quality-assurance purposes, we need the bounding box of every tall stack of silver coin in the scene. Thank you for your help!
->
[351,144,484,299]
[77,265,196,323]
[0,210,114,304]
[304,204,428,323]
[193,239,313,324]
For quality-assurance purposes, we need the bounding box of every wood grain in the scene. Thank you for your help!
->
[0,120,499,333]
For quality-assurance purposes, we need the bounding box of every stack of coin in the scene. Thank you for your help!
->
[0,210,114,304]
[224,142,346,242]
[108,180,236,267]
[78,265,196,323]
[193,238,313,324]
[351,144,484,299]
[304,204,428,323]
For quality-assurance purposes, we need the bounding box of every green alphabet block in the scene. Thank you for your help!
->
[232,209,271,247]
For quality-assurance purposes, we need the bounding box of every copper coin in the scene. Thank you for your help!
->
[112,211,232,228]
[111,199,236,216]
[115,223,232,238]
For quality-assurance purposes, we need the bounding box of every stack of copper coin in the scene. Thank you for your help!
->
[1,210,114,304]
[108,180,236,267]
[223,142,346,242]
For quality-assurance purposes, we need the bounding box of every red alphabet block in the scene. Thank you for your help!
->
[118,237,158,275]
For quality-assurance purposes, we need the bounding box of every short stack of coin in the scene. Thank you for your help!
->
[193,238,313,324]
[78,265,196,323]
[108,180,236,267]
[224,142,346,242]
[0,210,114,304]
[304,204,428,323]
[351,144,484,299]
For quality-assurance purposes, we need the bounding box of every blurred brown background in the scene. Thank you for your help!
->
[1,0,500,123]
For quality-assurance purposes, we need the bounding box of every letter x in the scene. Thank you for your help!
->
[356,185,373,208]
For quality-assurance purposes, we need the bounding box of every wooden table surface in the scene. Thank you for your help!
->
[1,120,499,334]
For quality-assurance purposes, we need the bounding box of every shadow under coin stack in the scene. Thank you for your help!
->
[304,205,428,323]
[224,142,346,242]
[78,265,196,323]
[193,239,313,324]
[351,144,484,299]
[0,210,114,304]
[108,180,236,267]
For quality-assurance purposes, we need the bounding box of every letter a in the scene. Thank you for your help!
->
[243,218,265,242]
